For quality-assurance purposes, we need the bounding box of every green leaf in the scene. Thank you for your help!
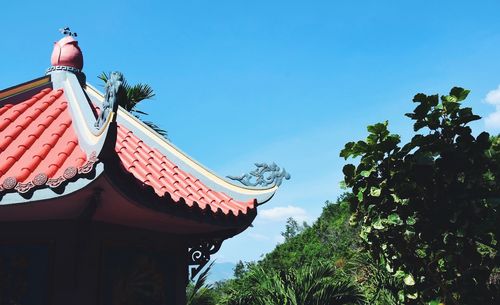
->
[406,216,416,225]
[442,95,458,103]
[342,164,355,180]
[450,87,470,101]
[412,93,427,103]
[416,248,426,258]
[404,274,415,286]
[407,292,418,299]
[386,263,394,273]
[372,219,385,230]
[398,290,405,302]
[414,103,431,118]
[379,134,401,152]
[357,189,364,202]
[387,213,403,225]
[427,111,441,129]
[340,142,355,159]
[360,226,371,241]
[427,94,439,106]
[367,121,389,137]
[360,168,374,177]
[413,120,427,131]
[394,270,405,279]
[353,140,369,155]
[370,187,381,197]
[366,133,378,145]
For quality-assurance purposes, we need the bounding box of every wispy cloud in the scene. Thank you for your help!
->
[484,85,500,129]
[259,205,310,222]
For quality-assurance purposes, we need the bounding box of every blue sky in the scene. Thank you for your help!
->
[1,0,500,263]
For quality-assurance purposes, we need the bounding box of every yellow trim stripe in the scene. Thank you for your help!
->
[0,76,51,100]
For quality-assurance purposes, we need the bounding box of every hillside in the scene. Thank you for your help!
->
[258,196,360,272]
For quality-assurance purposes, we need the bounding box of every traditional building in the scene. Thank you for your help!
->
[0,30,288,305]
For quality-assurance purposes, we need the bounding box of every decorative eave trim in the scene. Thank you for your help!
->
[46,65,82,74]
[188,239,223,280]
[0,152,98,194]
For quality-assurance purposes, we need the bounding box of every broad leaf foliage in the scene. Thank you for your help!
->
[341,87,499,304]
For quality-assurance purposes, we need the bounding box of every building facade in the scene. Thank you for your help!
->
[0,31,287,305]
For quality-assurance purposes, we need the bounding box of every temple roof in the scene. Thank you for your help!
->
[0,71,282,236]
[0,32,284,234]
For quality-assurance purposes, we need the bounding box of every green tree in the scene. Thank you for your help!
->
[341,87,500,304]
[98,72,168,138]
[261,198,359,272]
[233,260,246,279]
[281,217,303,241]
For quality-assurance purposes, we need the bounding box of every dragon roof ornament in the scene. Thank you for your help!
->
[227,162,290,187]
[95,71,125,129]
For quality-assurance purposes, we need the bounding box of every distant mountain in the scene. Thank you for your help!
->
[208,262,235,283]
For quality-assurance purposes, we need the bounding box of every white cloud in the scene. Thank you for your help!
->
[484,85,500,130]
[486,85,500,105]
[485,111,500,129]
[259,205,310,222]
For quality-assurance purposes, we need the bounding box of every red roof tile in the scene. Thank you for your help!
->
[0,88,96,193]
[115,125,255,216]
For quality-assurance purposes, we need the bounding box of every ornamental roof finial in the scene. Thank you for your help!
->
[46,27,85,82]
[59,27,78,38]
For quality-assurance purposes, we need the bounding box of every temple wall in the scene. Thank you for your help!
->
[0,220,189,305]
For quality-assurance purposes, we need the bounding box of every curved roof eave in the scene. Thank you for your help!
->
[84,84,278,205]
[0,162,104,206]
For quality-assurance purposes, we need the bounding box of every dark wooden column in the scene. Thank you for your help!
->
[172,243,189,305]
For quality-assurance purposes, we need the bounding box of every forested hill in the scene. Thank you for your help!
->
[257,196,360,272]
[202,196,396,305]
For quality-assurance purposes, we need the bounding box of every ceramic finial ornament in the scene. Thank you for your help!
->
[59,27,77,37]
[50,27,83,70]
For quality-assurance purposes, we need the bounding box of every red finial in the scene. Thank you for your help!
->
[50,27,83,70]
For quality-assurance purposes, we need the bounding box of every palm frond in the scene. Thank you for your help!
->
[291,263,365,305]
[143,121,168,139]
[187,261,216,305]
[127,83,155,105]
[347,253,401,304]
[222,263,366,305]
[98,71,109,83]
